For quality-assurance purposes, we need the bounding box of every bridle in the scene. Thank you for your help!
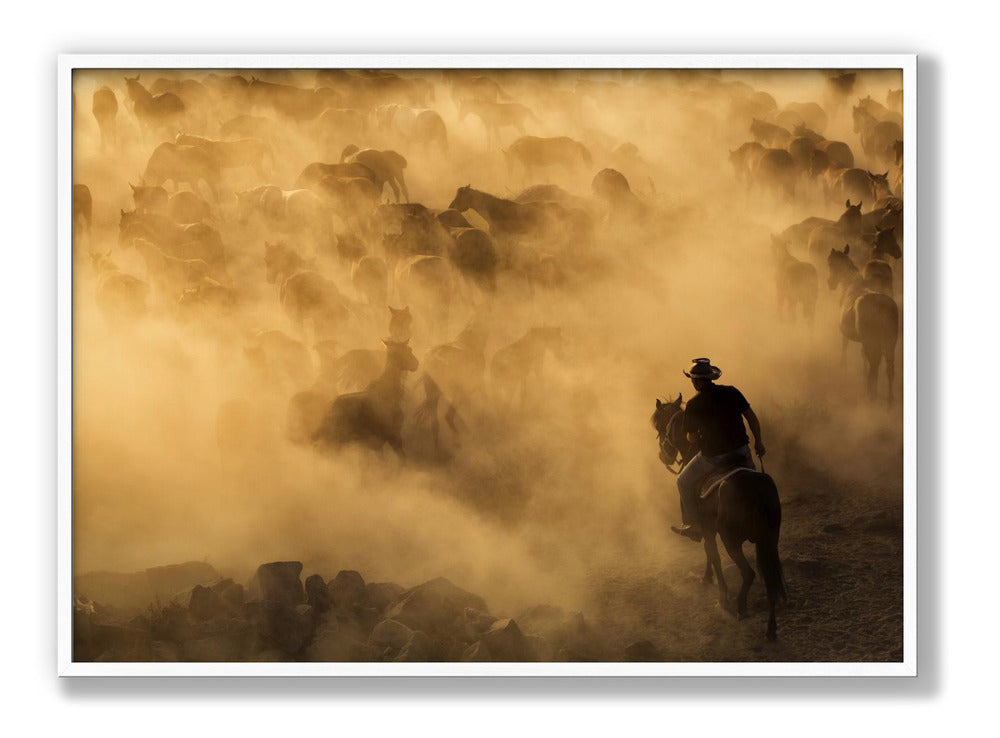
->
[655,407,689,475]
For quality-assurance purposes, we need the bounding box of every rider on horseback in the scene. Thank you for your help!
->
[671,358,766,543]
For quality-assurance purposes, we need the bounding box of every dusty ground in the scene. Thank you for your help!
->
[588,451,903,661]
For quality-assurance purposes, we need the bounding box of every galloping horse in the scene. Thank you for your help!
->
[651,396,786,641]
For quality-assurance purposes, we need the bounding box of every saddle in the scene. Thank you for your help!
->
[699,463,754,500]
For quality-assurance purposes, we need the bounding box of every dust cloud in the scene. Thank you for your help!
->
[72,67,904,617]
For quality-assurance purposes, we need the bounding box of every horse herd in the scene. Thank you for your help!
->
[730,74,904,405]
[73,68,904,641]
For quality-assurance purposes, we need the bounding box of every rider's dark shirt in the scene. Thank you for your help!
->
[682,383,750,457]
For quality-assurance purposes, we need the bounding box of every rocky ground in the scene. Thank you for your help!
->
[73,561,623,663]
[73,441,903,664]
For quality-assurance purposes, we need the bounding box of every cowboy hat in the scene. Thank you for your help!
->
[683,357,721,380]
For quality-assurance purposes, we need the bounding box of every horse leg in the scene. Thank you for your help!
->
[885,343,896,408]
[721,536,755,620]
[703,559,714,585]
[703,533,728,610]
[863,341,881,401]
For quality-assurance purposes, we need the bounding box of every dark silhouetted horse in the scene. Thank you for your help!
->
[828,245,899,404]
[651,396,786,640]
[313,340,419,457]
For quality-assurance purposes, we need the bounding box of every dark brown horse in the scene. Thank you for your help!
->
[313,340,419,457]
[651,396,786,640]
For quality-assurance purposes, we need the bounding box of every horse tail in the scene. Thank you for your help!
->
[754,473,787,603]
[756,535,787,603]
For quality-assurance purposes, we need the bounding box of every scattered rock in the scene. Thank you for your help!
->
[517,604,566,638]
[395,630,433,662]
[624,640,662,662]
[246,600,314,654]
[370,618,413,652]
[366,582,405,613]
[386,577,487,635]
[525,635,554,662]
[305,574,332,613]
[481,618,530,662]
[249,562,304,606]
[218,581,244,612]
[189,585,224,621]
[461,640,492,662]
[305,618,372,661]
[328,570,368,610]
[462,607,498,640]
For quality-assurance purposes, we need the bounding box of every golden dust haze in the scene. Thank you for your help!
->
[72,67,903,641]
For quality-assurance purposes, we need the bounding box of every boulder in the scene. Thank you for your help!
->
[148,603,195,644]
[525,634,554,662]
[248,562,304,606]
[386,577,487,636]
[624,640,663,662]
[189,585,223,621]
[328,570,368,611]
[370,618,413,652]
[516,604,566,638]
[304,618,373,662]
[395,630,433,662]
[246,600,314,654]
[305,574,332,613]
[461,640,492,662]
[462,607,498,641]
[217,581,244,612]
[366,581,405,613]
[481,618,531,662]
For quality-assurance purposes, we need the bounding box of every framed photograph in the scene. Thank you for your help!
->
[58,53,915,676]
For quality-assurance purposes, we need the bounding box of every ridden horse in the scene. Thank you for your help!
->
[828,245,899,405]
[651,396,786,641]
[313,340,419,457]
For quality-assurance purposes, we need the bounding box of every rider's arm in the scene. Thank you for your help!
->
[743,406,766,456]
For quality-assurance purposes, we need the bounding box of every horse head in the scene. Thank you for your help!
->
[652,394,686,466]
[651,394,683,433]
[869,170,893,198]
[448,184,473,211]
[873,226,902,260]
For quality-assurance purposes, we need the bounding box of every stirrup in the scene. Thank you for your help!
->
[671,525,703,543]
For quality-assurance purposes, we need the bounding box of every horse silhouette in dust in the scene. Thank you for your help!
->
[652,396,786,641]
[313,340,419,457]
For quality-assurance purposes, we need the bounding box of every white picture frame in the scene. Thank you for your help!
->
[58,53,917,677]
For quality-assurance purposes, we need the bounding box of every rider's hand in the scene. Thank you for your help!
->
[755,442,766,457]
